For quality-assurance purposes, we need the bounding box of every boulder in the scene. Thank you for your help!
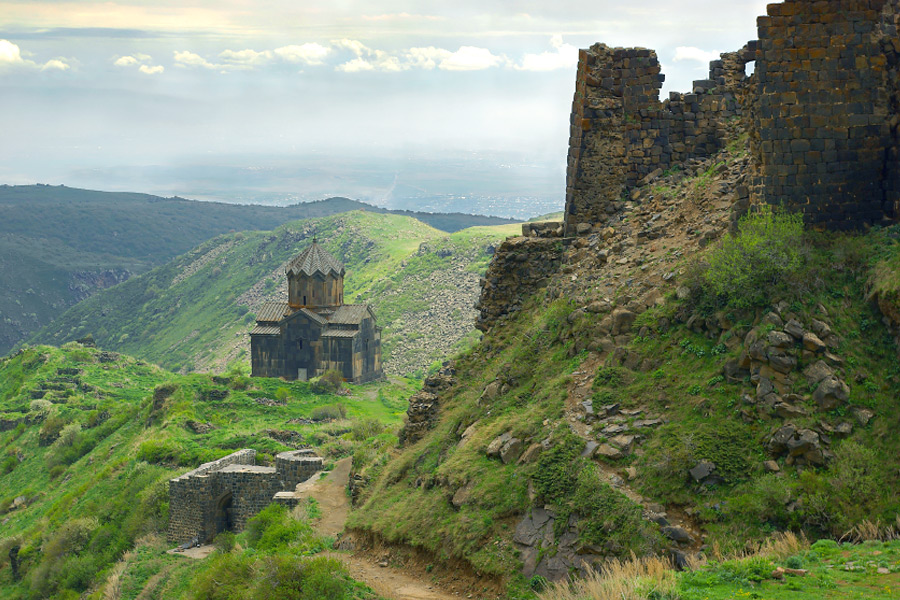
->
[595,443,626,460]
[784,319,805,340]
[774,402,808,419]
[803,360,834,386]
[518,443,543,464]
[812,376,850,410]
[852,407,875,426]
[661,526,693,544]
[689,460,716,482]
[611,309,637,336]
[451,480,476,508]
[763,460,781,473]
[767,330,794,349]
[802,332,826,353]
[486,432,511,457]
[500,437,524,464]
[768,350,797,374]
[581,441,599,458]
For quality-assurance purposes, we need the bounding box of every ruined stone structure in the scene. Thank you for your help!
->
[564,43,754,234]
[250,239,383,383]
[167,448,323,545]
[749,0,900,229]
[562,0,900,233]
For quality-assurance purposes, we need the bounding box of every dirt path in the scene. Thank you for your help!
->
[297,457,459,600]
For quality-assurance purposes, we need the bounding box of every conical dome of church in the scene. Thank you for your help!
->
[285,238,345,278]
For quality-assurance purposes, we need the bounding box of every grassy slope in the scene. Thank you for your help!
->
[27,212,519,376]
[0,343,410,599]
[348,224,900,596]
[0,185,517,355]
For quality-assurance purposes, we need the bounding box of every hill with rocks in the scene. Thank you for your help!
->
[28,211,520,377]
[0,185,516,356]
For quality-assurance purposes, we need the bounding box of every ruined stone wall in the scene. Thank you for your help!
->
[167,448,323,545]
[275,449,323,491]
[882,0,900,216]
[475,237,572,332]
[750,0,899,229]
[564,43,752,233]
[167,449,256,543]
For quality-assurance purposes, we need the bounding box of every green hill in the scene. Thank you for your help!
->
[0,343,410,599]
[27,211,521,376]
[0,184,517,355]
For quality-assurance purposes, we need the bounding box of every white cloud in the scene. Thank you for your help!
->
[673,46,720,64]
[114,55,138,67]
[174,50,218,69]
[41,59,70,71]
[274,43,330,65]
[336,57,375,73]
[515,35,578,71]
[333,39,372,57]
[114,53,163,74]
[438,46,504,71]
[0,39,23,66]
[0,39,70,73]
[219,48,274,68]
[404,46,451,70]
[139,64,164,75]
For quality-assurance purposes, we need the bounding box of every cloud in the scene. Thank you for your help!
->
[114,55,138,67]
[41,59,70,71]
[438,46,505,71]
[219,48,273,68]
[0,39,70,72]
[114,53,163,74]
[274,43,330,65]
[174,50,218,69]
[673,46,721,64]
[515,35,578,71]
[336,41,505,73]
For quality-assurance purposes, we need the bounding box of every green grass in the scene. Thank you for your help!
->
[0,343,406,599]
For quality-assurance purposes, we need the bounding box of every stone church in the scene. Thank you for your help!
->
[250,239,383,383]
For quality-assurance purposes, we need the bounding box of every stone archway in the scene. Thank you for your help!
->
[212,492,233,540]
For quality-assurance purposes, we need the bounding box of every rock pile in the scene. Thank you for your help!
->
[398,365,456,446]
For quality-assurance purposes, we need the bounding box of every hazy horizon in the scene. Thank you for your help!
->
[1,1,768,216]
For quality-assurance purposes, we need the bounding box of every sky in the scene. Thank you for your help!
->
[0,1,769,212]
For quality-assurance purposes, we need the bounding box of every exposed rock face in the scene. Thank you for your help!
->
[475,237,570,332]
[398,365,456,446]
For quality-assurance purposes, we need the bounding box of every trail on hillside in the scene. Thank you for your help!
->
[297,458,459,600]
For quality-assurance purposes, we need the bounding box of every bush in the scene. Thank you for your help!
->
[310,403,347,422]
[694,205,806,310]
[311,370,344,394]
[39,413,68,446]
[213,531,236,553]
[350,418,385,441]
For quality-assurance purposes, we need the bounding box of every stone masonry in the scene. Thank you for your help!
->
[167,448,322,545]
[749,0,900,229]
[564,43,753,234]
[563,1,899,234]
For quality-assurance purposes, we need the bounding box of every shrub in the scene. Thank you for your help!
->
[350,418,385,441]
[213,531,236,553]
[39,413,68,446]
[311,370,344,394]
[136,439,181,465]
[694,205,806,310]
[310,403,347,422]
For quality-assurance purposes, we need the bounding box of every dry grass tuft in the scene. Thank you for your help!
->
[841,517,900,543]
[538,555,676,600]
[101,550,133,600]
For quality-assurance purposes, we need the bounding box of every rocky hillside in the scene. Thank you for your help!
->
[27,211,520,377]
[346,134,900,595]
[0,185,517,356]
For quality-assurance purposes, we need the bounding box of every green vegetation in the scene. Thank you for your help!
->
[0,343,407,599]
[690,206,807,310]
[0,184,516,356]
[28,211,519,377]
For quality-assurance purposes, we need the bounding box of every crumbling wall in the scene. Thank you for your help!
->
[475,237,571,332]
[749,0,899,229]
[564,43,752,233]
[167,448,323,545]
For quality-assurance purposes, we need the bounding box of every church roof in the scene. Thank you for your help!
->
[250,324,281,336]
[329,304,373,325]
[255,301,295,323]
[285,239,345,278]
